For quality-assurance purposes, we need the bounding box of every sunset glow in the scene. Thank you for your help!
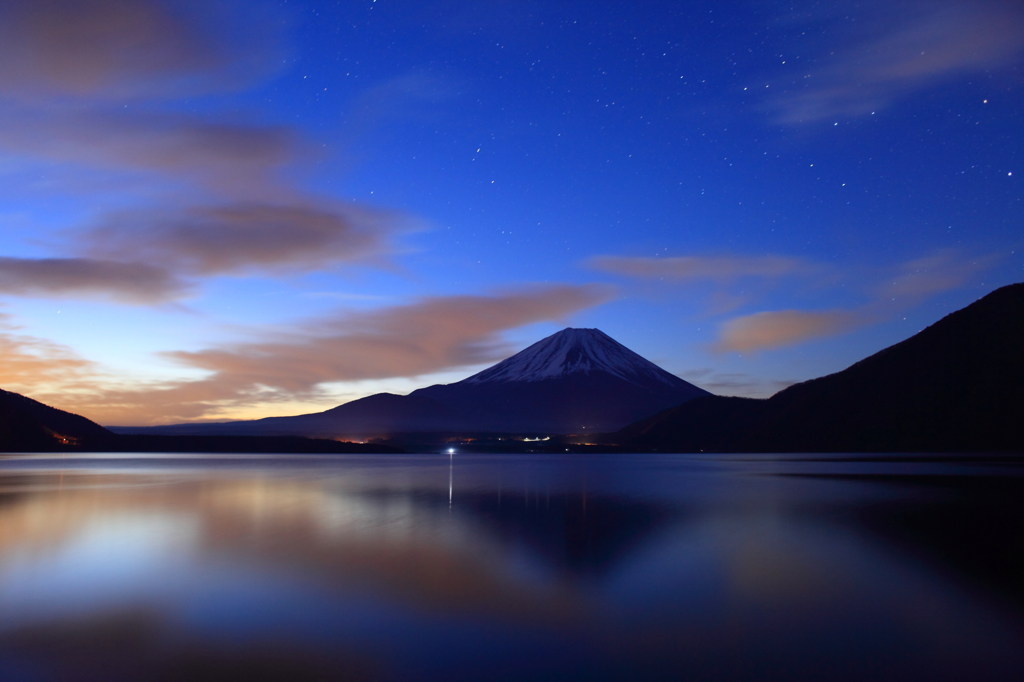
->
[1,0,1021,426]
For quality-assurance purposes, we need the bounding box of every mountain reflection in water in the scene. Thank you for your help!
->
[0,453,1022,681]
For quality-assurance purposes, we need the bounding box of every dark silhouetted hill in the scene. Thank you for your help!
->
[0,389,401,454]
[619,283,1024,452]
[1,388,112,451]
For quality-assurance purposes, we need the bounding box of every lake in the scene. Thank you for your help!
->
[0,452,1022,681]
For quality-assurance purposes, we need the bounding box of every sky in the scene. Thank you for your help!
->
[0,0,1021,426]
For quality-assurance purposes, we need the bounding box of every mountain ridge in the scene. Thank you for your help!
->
[0,388,400,454]
[9,284,1022,452]
[618,283,1024,452]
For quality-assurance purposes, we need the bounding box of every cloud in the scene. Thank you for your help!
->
[710,248,1000,354]
[0,257,186,304]
[882,250,999,300]
[78,202,401,277]
[0,1,295,196]
[60,284,614,424]
[589,255,814,282]
[0,109,297,196]
[0,0,285,101]
[168,284,614,389]
[0,0,408,294]
[0,110,408,284]
[588,253,823,315]
[0,314,99,391]
[351,73,458,124]
[769,1,1024,123]
[714,309,861,354]
[678,368,797,398]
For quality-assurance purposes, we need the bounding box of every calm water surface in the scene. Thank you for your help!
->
[0,452,1022,681]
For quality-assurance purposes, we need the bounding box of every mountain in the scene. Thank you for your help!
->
[457,327,689,387]
[408,328,708,433]
[0,388,400,454]
[618,283,1024,453]
[119,328,709,437]
[0,388,113,451]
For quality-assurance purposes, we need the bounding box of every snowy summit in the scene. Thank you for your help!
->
[462,328,689,388]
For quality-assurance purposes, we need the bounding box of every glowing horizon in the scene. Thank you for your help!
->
[1,0,1021,426]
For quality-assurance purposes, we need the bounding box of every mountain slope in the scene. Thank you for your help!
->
[462,328,687,387]
[123,328,709,437]
[620,283,1024,452]
[408,328,708,432]
[202,392,466,436]
[0,388,113,451]
[0,388,401,453]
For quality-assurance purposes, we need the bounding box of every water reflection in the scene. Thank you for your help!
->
[0,454,1021,681]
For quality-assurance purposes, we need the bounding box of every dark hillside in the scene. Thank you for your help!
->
[0,389,113,451]
[0,389,402,454]
[621,283,1024,453]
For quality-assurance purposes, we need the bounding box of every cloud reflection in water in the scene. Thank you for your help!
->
[0,455,1022,681]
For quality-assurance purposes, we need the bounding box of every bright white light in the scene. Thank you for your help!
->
[448,449,454,507]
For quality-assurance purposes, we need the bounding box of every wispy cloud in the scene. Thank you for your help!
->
[714,309,861,354]
[0,0,413,300]
[77,202,400,277]
[0,109,298,196]
[0,257,186,304]
[589,254,815,282]
[588,252,823,315]
[769,1,1024,123]
[0,0,284,101]
[593,246,1000,355]
[678,368,797,398]
[56,284,614,424]
[349,72,458,127]
[881,250,999,300]
[0,313,99,390]
[711,249,1000,353]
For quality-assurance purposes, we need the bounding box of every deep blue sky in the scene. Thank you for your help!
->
[0,0,1021,424]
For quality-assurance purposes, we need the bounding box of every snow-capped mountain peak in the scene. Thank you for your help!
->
[461,328,693,388]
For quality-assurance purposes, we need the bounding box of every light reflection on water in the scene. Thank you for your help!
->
[0,453,1022,681]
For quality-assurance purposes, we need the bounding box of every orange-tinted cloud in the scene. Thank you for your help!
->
[0,315,99,392]
[0,257,186,304]
[770,1,1024,123]
[0,0,283,101]
[589,254,814,282]
[710,249,1000,353]
[78,202,399,277]
[170,284,613,384]
[58,284,614,424]
[714,309,861,354]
